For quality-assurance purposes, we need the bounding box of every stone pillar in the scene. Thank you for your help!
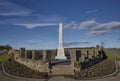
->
[93,50,96,58]
[51,50,57,60]
[80,54,85,63]
[88,51,93,59]
[32,50,35,60]
[98,50,103,59]
[20,48,25,58]
[81,50,89,62]
[81,49,88,58]
[42,50,46,61]
[25,50,27,58]
[81,51,87,62]
[94,50,98,58]
[69,49,76,66]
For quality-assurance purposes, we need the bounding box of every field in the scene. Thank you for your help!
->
[0,51,9,62]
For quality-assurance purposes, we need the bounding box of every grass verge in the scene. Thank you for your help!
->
[0,51,9,62]
[105,50,120,60]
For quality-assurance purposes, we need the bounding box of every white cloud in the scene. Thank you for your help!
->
[0,1,33,16]
[64,41,89,47]
[79,20,97,30]
[63,21,78,29]
[24,40,43,43]
[15,23,58,29]
[89,29,113,36]
[0,11,31,16]
[90,21,120,35]
[92,22,120,31]
[0,15,66,25]
[86,9,98,14]
[0,1,67,27]
[64,20,120,36]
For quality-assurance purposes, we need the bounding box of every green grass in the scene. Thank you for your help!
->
[0,51,9,62]
[105,50,120,60]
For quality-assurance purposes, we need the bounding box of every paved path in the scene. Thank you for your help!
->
[49,74,120,81]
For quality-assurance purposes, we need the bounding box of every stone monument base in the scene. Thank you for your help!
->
[55,55,67,60]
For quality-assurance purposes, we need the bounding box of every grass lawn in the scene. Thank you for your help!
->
[105,50,120,60]
[0,51,9,62]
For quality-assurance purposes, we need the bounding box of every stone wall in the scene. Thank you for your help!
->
[8,47,104,75]
[8,49,50,73]
[18,48,100,62]
[16,58,50,73]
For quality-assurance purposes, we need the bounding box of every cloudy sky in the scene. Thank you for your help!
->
[0,0,120,49]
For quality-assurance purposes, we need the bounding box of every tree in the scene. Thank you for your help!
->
[96,45,100,48]
[0,44,12,50]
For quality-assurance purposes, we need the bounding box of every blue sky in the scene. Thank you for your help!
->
[0,0,120,49]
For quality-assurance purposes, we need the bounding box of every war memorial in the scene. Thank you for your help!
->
[0,0,120,81]
[7,23,107,76]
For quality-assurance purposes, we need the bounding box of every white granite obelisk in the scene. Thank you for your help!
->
[55,23,66,59]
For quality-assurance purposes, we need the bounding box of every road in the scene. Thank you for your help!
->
[107,49,120,57]
[0,49,6,55]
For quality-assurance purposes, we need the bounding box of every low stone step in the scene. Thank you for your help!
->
[51,65,74,75]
